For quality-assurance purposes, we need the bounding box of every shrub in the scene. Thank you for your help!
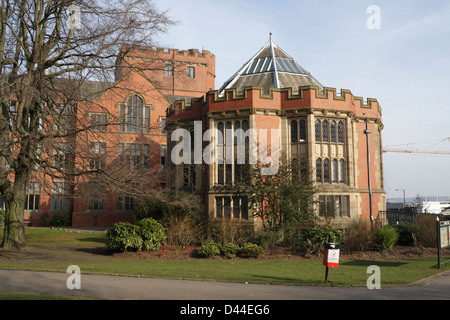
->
[136,218,167,251]
[197,240,221,258]
[106,222,143,252]
[246,229,284,249]
[343,220,371,252]
[41,213,69,227]
[208,218,251,245]
[220,242,240,258]
[165,215,205,249]
[106,218,167,252]
[304,225,343,244]
[395,222,418,246]
[374,226,398,252]
[303,225,343,254]
[414,214,437,247]
[238,243,264,258]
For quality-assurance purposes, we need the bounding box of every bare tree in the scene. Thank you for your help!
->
[0,0,174,249]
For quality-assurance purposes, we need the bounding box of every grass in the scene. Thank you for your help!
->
[0,227,449,288]
[0,292,91,300]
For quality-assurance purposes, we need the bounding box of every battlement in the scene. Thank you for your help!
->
[167,85,382,120]
[119,44,215,60]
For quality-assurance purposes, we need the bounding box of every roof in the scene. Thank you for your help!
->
[219,34,323,96]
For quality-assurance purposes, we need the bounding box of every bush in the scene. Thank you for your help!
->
[41,213,69,227]
[304,225,343,244]
[220,242,240,258]
[197,241,264,259]
[343,220,371,252]
[197,240,221,258]
[395,222,418,246]
[106,218,167,252]
[374,226,398,252]
[246,229,284,249]
[303,225,343,254]
[106,222,143,252]
[165,215,205,249]
[414,214,437,247]
[136,218,167,251]
[238,243,264,258]
[208,218,251,245]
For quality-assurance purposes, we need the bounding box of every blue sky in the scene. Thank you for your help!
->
[155,0,450,200]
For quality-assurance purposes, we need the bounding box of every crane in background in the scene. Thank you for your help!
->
[382,137,450,155]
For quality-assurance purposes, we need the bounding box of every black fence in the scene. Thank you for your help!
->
[381,210,450,226]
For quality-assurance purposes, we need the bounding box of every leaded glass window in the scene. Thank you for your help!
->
[316,158,322,182]
[338,121,344,143]
[323,158,330,182]
[322,120,328,142]
[331,121,336,142]
[291,120,298,142]
[315,120,321,142]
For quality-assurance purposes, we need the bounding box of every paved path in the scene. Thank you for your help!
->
[1,269,449,300]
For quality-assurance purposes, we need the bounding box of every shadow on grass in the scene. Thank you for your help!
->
[77,237,107,244]
[74,246,113,256]
[341,260,408,267]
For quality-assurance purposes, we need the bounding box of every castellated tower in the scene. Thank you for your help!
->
[166,35,385,227]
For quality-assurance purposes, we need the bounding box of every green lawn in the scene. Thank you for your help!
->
[0,227,448,287]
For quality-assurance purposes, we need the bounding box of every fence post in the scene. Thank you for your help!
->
[436,217,441,269]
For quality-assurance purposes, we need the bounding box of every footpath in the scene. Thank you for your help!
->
[1,268,449,300]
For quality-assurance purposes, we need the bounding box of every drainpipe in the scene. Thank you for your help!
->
[364,121,374,227]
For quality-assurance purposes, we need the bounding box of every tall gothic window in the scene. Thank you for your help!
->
[323,158,330,183]
[332,159,338,183]
[315,120,321,142]
[316,158,322,182]
[216,119,249,185]
[338,121,344,143]
[322,120,329,142]
[330,121,336,142]
[291,120,298,143]
[339,159,346,183]
[291,119,306,143]
[119,95,150,133]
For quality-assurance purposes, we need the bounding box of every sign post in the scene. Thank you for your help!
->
[436,218,450,269]
[323,243,340,283]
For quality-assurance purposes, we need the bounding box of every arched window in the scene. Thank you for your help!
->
[315,120,321,142]
[291,120,298,143]
[316,158,322,182]
[119,95,150,133]
[323,158,330,183]
[299,119,306,141]
[322,120,329,142]
[217,122,224,185]
[332,159,338,183]
[331,121,336,142]
[338,121,344,143]
[339,159,345,183]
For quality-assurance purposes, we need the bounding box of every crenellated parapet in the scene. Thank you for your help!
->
[167,85,382,122]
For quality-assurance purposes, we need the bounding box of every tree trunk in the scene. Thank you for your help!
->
[1,200,25,249]
[1,172,28,249]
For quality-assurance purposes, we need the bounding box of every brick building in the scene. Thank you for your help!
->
[166,35,385,227]
[14,46,215,227]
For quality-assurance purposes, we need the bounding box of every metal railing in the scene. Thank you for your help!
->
[381,210,450,226]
